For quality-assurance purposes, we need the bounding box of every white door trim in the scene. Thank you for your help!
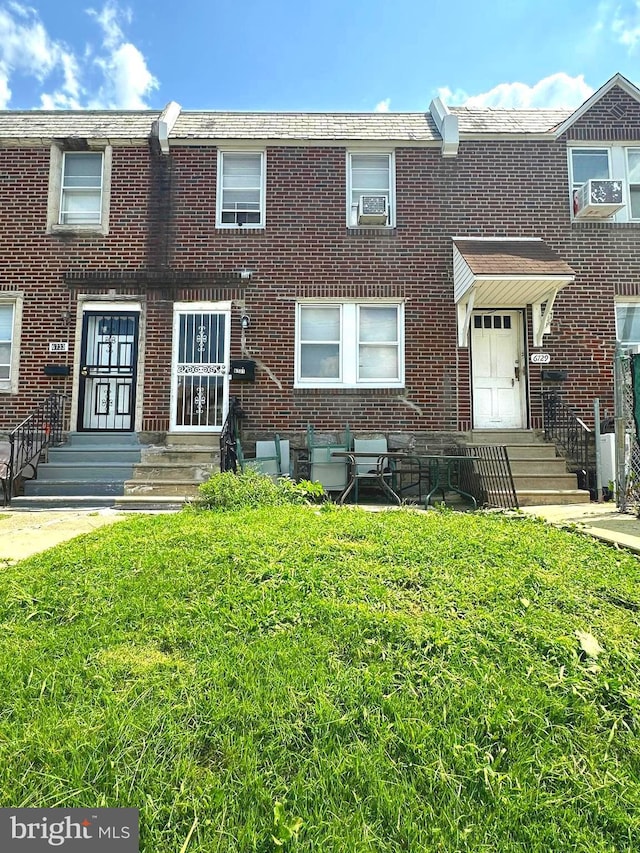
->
[471,309,527,429]
[170,301,232,433]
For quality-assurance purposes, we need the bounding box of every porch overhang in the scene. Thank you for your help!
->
[453,239,575,347]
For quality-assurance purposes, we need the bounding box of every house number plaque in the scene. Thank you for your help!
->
[530,353,550,364]
[48,342,69,353]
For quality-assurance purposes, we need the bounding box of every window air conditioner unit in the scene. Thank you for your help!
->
[357,195,388,225]
[573,179,624,219]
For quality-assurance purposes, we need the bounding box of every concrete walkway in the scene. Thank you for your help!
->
[1,501,639,565]
[0,508,133,564]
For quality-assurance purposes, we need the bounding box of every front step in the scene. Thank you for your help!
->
[517,490,591,507]
[468,429,591,507]
[123,438,220,498]
[14,432,142,508]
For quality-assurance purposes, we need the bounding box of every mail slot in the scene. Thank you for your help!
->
[230,359,256,381]
[43,365,71,376]
[541,369,568,382]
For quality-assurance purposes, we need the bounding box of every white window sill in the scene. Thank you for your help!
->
[294,381,404,390]
[48,223,108,236]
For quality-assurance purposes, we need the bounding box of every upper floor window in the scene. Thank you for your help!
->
[295,300,404,388]
[46,144,112,235]
[569,146,638,222]
[60,152,104,225]
[347,152,395,227]
[0,295,23,393]
[217,151,265,228]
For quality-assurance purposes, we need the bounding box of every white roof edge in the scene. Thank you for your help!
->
[429,96,459,157]
[554,72,640,138]
[472,274,575,282]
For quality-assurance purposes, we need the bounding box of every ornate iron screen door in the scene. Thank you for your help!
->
[171,304,230,431]
[79,312,139,431]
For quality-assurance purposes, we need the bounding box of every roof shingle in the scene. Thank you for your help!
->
[453,239,575,276]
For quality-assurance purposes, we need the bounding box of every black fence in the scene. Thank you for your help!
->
[459,445,519,510]
[2,393,67,505]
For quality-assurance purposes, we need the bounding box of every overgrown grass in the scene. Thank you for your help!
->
[0,505,638,852]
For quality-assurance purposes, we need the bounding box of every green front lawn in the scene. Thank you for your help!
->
[0,506,638,851]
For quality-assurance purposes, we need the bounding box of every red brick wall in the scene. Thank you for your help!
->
[1,94,639,437]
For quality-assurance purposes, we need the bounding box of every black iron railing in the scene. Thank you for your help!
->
[459,445,519,510]
[542,390,594,494]
[220,396,246,472]
[2,393,67,504]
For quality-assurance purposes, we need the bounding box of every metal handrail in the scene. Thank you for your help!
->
[220,396,246,472]
[4,393,67,504]
[460,445,519,509]
[542,390,594,493]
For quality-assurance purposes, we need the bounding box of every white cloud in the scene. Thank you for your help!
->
[0,3,80,108]
[611,0,640,51]
[0,0,158,109]
[438,73,594,109]
[374,98,391,113]
[87,2,159,109]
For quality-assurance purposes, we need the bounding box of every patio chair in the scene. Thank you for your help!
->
[236,434,287,479]
[307,423,351,493]
[352,437,394,502]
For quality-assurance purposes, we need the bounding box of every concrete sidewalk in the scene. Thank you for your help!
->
[1,502,639,565]
[0,508,132,564]
[520,502,640,554]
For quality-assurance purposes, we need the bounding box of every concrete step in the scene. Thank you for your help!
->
[141,448,220,465]
[470,430,544,445]
[502,444,559,460]
[36,463,135,481]
[129,463,217,482]
[163,433,220,448]
[512,473,580,491]
[9,495,119,510]
[62,432,141,448]
[508,458,569,475]
[124,479,202,498]
[516,489,591,506]
[23,479,126,497]
[48,448,142,464]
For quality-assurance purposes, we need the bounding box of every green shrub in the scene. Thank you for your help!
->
[194,469,325,511]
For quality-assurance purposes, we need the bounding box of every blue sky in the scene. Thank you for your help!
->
[0,0,639,112]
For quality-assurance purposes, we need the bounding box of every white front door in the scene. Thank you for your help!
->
[471,310,525,429]
[170,302,231,432]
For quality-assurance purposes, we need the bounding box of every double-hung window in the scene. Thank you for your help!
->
[347,152,395,227]
[217,151,265,227]
[296,301,404,387]
[60,152,104,225]
[0,295,23,393]
[47,145,111,234]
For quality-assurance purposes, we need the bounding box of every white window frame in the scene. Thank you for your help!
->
[625,147,640,222]
[0,293,23,394]
[568,144,640,223]
[347,151,395,227]
[216,150,266,229]
[295,299,404,388]
[46,144,112,235]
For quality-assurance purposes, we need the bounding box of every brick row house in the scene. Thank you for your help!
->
[1,73,639,505]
